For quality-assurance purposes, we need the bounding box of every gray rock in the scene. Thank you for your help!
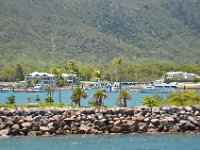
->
[49,126,56,134]
[41,117,50,126]
[180,120,195,131]
[4,121,14,128]
[11,116,20,124]
[125,109,134,115]
[40,126,49,133]
[151,119,160,126]
[126,120,135,126]
[63,125,70,131]
[0,128,10,136]
[99,125,113,131]
[33,116,42,122]
[89,128,99,134]
[63,118,75,124]
[79,124,91,133]
[148,128,158,132]
[24,116,33,122]
[114,120,121,126]
[28,131,37,136]
[0,122,5,130]
[21,122,32,129]
[194,111,200,116]
[52,115,62,121]
[110,126,122,133]
[1,116,9,122]
[144,117,150,122]
[11,124,20,130]
[166,117,175,123]
[188,116,199,126]
[185,106,193,112]
[138,123,148,132]
[159,119,168,125]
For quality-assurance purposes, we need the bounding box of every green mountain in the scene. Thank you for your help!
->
[0,0,200,67]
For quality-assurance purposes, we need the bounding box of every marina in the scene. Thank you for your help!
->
[0,87,154,106]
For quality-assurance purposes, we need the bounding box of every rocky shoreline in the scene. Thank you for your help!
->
[0,106,200,136]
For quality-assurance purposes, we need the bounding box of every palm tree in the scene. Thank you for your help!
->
[93,70,101,88]
[71,87,87,107]
[112,56,122,82]
[45,84,55,99]
[142,96,160,115]
[66,60,78,90]
[117,89,131,107]
[92,89,107,107]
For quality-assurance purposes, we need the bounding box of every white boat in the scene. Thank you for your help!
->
[33,84,45,92]
[111,82,120,92]
[1,88,12,92]
[140,83,177,93]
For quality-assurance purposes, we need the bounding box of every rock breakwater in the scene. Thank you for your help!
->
[0,106,200,136]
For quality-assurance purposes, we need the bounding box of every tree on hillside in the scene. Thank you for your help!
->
[92,89,107,107]
[71,87,87,107]
[117,89,131,107]
[15,64,24,81]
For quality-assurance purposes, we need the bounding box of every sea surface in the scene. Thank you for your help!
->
[0,88,159,106]
[0,134,200,150]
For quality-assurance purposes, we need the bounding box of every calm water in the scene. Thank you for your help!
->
[0,134,200,150]
[0,89,158,106]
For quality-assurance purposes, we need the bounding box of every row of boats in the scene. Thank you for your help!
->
[0,82,178,93]
[84,81,178,93]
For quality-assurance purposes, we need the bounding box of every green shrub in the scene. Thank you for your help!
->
[7,95,15,104]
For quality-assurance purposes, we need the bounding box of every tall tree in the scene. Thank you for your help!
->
[92,89,107,107]
[66,60,78,90]
[71,87,87,107]
[112,56,122,82]
[117,89,131,107]
[15,64,24,81]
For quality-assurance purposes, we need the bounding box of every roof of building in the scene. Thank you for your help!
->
[27,72,54,77]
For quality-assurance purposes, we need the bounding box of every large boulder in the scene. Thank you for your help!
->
[79,124,91,133]
[110,126,122,133]
[188,116,199,126]
[21,122,32,129]
[179,120,195,131]
[89,128,99,134]
[114,120,121,126]
[41,117,50,126]
[33,116,42,122]
[24,116,33,122]
[151,119,160,127]
[40,126,50,133]
[11,124,20,131]
[0,128,10,136]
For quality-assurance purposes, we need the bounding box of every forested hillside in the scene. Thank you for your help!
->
[0,0,200,68]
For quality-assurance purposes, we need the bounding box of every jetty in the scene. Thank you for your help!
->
[0,106,200,136]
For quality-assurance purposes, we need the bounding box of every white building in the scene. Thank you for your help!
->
[62,73,77,83]
[166,72,199,81]
[25,72,55,85]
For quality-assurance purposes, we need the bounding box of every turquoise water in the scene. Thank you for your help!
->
[0,134,200,150]
[0,89,157,106]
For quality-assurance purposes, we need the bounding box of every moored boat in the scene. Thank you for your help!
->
[111,82,120,92]
[33,84,45,92]
[140,83,177,93]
